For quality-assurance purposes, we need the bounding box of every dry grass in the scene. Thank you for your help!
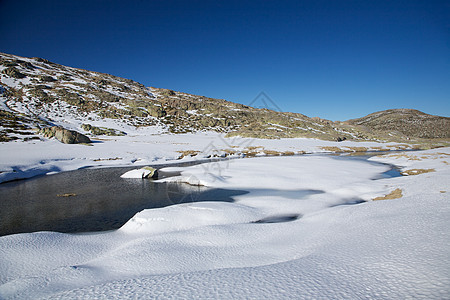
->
[242,146,264,157]
[321,146,345,153]
[282,151,295,156]
[242,150,259,157]
[241,149,298,157]
[412,144,424,150]
[93,157,122,162]
[383,153,422,161]
[263,150,282,156]
[386,144,410,150]
[346,146,368,152]
[57,193,77,197]
[396,144,410,150]
[246,146,263,151]
[177,150,200,159]
[401,168,436,176]
[222,149,237,155]
[370,146,389,151]
[373,188,403,201]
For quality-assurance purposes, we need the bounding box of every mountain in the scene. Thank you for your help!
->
[346,109,450,139]
[1,52,448,144]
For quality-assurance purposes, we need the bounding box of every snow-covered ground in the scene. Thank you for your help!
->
[0,139,449,299]
[0,129,410,183]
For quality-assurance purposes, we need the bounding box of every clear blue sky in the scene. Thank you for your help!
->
[1,0,449,120]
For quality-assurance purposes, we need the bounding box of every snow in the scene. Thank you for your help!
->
[0,147,449,299]
[369,148,450,173]
[0,128,405,183]
[120,167,154,178]
[0,95,12,112]
[1,52,448,298]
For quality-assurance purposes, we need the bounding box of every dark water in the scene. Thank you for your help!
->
[0,165,247,236]
[0,153,401,236]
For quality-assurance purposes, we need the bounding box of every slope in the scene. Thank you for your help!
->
[346,109,450,139]
[1,52,448,144]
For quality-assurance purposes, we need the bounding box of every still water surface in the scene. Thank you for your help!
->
[0,162,247,236]
[0,154,401,236]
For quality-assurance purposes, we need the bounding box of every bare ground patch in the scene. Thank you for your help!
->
[93,157,122,162]
[401,168,436,176]
[177,150,200,159]
[321,146,350,153]
[346,146,369,152]
[373,188,403,201]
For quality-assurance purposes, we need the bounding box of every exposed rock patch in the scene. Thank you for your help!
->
[39,126,91,144]
[81,124,126,136]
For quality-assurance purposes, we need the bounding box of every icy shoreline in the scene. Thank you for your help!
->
[0,130,423,184]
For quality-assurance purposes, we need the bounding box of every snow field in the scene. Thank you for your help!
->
[0,129,406,183]
[0,148,449,298]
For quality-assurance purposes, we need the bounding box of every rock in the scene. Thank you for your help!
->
[39,126,91,144]
[120,167,158,179]
[38,75,56,82]
[81,124,126,136]
[160,89,176,96]
[336,136,347,142]
[1,67,26,79]
[141,166,158,179]
[147,106,167,118]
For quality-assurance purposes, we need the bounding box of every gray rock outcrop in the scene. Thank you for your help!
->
[39,126,91,144]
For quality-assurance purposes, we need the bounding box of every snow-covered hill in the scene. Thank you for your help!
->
[2,52,448,144]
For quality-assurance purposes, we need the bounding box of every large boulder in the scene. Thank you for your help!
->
[39,126,91,144]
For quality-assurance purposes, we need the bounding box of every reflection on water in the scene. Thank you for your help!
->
[0,166,247,236]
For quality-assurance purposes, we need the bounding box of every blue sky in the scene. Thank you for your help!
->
[1,0,449,120]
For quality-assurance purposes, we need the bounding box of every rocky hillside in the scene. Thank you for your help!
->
[346,109,450,139]
[0,52,448,144]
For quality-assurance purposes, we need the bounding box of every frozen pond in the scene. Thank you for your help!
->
[0,154,401,236]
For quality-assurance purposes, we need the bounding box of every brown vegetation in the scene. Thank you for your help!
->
[401,169,436,176]
[373,188,403,201]
[177,150,200,159]
[56,193,77,197]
